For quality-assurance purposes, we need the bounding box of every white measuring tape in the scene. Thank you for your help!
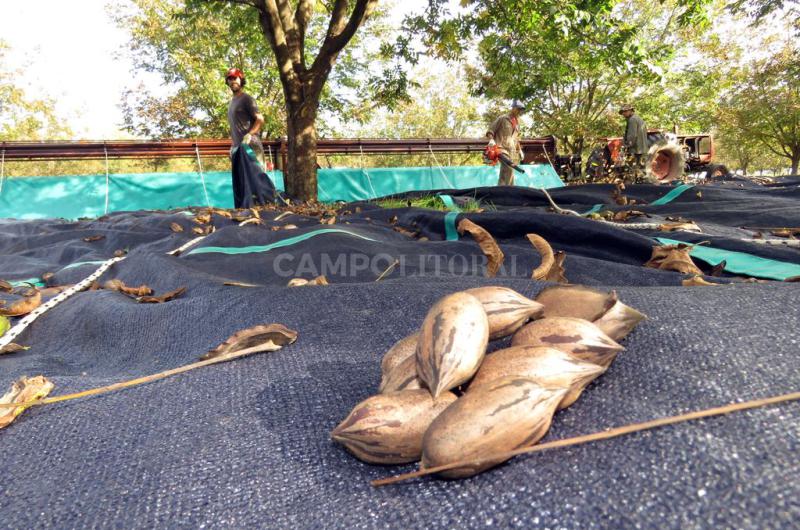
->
[1,234,209,351]
[0,256,125,350]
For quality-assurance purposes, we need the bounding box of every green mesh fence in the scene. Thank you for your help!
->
[0,164,563,220]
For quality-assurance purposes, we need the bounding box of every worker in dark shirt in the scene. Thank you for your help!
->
[620,104,647,181]
[226,68,265,166]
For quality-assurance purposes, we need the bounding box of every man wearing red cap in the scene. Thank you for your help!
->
[225,68,265,166]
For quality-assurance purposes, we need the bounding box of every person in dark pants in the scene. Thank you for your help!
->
[226,68,265,166]
[225,68,277,207]
[619,104,647,182]
[486,100,526,186]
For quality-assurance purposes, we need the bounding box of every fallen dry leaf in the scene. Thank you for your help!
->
[114,249,127,257]
[711,260,727,277]
[223,281,261,288]
[239,218,262,227]
[682,276,719,286]
[213,209,233,219]
[199,323,298,361]
[526,233,559,281]
[0,280,11,293]
[0,376,54,429]
[644,244,703,275]
[320,216,336,225]
[696,191,703,199]
[41,272,55,284]
[83,235,105,242]
[104,279,153,297]
[137,286,187,304]
[393,226,419,238]
[771,228,800,238]
[546,251,568,283]
[287,275,328,287]
[170,222,184,233]
[0,289,42,317]
[250,208,261,219]
[39,285,73,297]
[282,224,298,230]
[192,226,206,235]
[194,212,212,224]
[613,210,647,222]
[458,219,504,277]
[0,343,29,355]
[658,221,702,233]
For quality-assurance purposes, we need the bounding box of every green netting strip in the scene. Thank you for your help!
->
[10,278,45,288]
[650,184,694,206]
[0,164,563,220]
[186,228,378,256]
[582,204,604,216]
[60,260,110,271]
[437,194,461,212]
[444,212,460,241]
[655,237,800,281]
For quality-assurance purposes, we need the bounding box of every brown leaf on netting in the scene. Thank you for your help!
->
[320,215,336,225]
[682,276,719,286]
[170,222,184,233]
[137,286,187,304]
[644,244,703,275]
[388,215,398,225]
[0,376,54,429]
[613,210,647,222]
[0,343,29,355]
[287,275,328,287]
[282,224,299,230]
[696,191,703,199]
[0,289,42,317]
[39,285,73,297]
[41,272,54,284]
[545,251,568,283]
[192,226,206,235]
[526,233,556,281]
[657,221,701,232]
[104,279,153,297]
[458,219,504,277]
[223,281,261,288]
[194,212,212,224]
[771,228,800,238]
[250,208,261,219]
[213,209,233,218]
[0,280,11,293]
[114,249,127,257]
[239,218,262,226]
[393,226,419,238]
[82,235,105,242]
[711,260,727,277]
[199,323,298,361]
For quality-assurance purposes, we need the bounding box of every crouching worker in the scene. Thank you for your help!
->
[225,67,277,207]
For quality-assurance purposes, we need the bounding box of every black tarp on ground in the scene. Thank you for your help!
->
[1,182,799,528]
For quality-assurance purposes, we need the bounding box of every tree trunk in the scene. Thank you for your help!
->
[791,152,800,175]
[285,100,319,201]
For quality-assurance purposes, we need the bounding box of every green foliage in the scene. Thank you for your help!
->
[397,0,713,156]
[717,44,800,173]
[376,194,482,212]
[116,0,397,139]
[0,41,73,141]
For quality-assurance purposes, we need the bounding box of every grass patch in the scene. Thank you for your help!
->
[375,195,483,212]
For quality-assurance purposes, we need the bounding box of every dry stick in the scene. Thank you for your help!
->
[0,343,278,410]
[371,390,800,487]
[375,259,400,282]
